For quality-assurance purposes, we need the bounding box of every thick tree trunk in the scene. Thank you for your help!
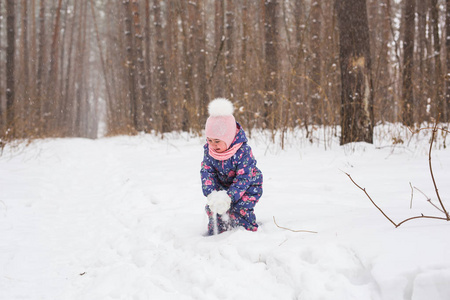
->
[337,0,374,145]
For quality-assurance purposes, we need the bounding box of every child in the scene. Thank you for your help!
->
[200,98,263,235]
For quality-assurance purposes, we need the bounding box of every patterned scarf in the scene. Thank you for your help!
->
[209,142,243,161]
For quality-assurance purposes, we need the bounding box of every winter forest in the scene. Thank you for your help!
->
[2,1,450,299]
[0,0,449,145]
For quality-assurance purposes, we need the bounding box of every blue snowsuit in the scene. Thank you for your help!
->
[201,123,263,235]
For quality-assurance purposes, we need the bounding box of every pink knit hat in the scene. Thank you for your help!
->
[205,98,237,149]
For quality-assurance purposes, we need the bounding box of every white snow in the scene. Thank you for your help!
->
[1,127,450,300]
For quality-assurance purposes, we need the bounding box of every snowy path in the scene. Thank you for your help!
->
[1,134,450,300]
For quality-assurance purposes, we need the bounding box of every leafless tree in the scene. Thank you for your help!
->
[402,0,415,126]
[337,0,374,145]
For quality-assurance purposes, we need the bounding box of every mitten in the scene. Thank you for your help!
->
[207,190,231,215]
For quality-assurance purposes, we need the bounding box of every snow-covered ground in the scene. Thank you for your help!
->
[1,127,450,300]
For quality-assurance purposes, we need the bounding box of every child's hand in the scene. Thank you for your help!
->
[207,190,231,215]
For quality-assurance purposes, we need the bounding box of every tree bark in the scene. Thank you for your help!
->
[446,0,450,122]
[402,0,415,126]
[131,0,146,131]
[214,0,225,98]
[21,0,30,131]
[123,0,138,131]
[416,0,429,123]
[0,0,3,133]
[264,0,278,131]
[430,0,444,120]
[6,0,16,136]
[309,0,322,124]
[154,0,169,133]
[225,0,235,98]
[337,0,374,145]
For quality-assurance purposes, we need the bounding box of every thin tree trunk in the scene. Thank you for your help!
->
[36,0,47,128]
[21,0,30,132]
[196,0,208,123]
[63,0,77,134]
[154,0,169,133]
[309,0,322,124]
[214,0,225,98]
[131,0,145,131]
[0,0,3,134]
[417,0,429,123]
[144,0,153,130]
[402,0,415,126]
[6,0,16,137]
[177,0,193,132]
[446,0,450,122]
[48,0,63,131]
[225,0,234,98]
[430,0,443,120]
[123,0,137,131]
[264,0,278,132]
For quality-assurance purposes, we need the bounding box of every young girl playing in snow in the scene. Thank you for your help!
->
[200,98,263,235]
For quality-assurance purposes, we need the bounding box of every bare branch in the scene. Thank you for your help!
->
[428,122,450,220]
[409,182,413,209]
[414,186,445,213]
[396,215,449,227]
[343,171,398,227]
[344,172,450,228]
[273,216,317,234]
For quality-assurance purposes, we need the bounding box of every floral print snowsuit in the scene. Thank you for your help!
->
[201,123,263,235]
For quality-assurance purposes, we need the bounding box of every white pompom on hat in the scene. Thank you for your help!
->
[205,98,237,149]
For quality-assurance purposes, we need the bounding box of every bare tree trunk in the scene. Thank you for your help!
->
[417,0,429,123]
[430,0,443,120]
[144,0,153,130]
[131,0,145,131]
[154,0,169,133]
[337,0,374,145]
[293,1,308,129]
[225,0,234,98]
[74,1,88,136]
[264,0,278,131]
[123,0,138,131]
[195,0,208,123]
[36,0,47,129]
[177,0,193,132]
[48,0,63,132]
[402,0,415,126]
[446,0,450,122]
[0,0,3,134]
[309,0,322,124]
[6,0,16,137]
[21,0,30,132]
[63,0,77,134]
[214,0,225,98]
[240,0,248,118]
